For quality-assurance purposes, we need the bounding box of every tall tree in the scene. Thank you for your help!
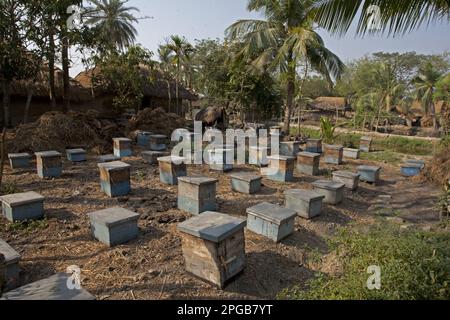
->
[226,0,344,134]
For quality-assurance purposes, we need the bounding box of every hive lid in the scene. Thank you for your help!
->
[137,131,153,136]
[150,134,168,139]
[312,180,345,191]
[358,165,381,172]
[142,151,167,156]
[405,159,426,165]
[0,273,96,300]
[88,207,139,227]
[246,202,297,224]
[97,161,130,171]
[113,137,132,142]
[178,176,218,185]
[298,151,321,158]
[157,156,186,164]
[0,239,20,264]
[0,191,44,207]
[284,189,325,201]
[332,171,360,179]
[35,151,61,157]
[281,141,300,145]
[98,154,120,161]
[307,138,322,142]
[8,153,31,159]
[267,155,296,161]
[401,163,423,169]
[325,145,344,150]
[230,173,262,182]
[66,148,86,154]
[178,212,246,243]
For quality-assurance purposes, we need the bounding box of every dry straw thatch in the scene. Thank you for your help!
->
[127,107,186,137]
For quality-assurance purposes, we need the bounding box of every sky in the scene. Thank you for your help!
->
[70,0,450,76]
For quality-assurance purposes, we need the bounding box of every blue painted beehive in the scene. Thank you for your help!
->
[113,138,132,158]
[324,145,344,165]
[0,191,44,222]
[137,131,153,147]
[97,154,121,163]
[178,211,246,289]
[280,141,301,157]
[97,161,131,197]
[208,148,233,172]
[401,163,423,177]
[150,135,168,151]
[284,189,325,219]
[358,165,382,184]
[8,153,31,169]
[178,177,218,215]
[157,156,187,185]
[297,152,321,176]
[305,139,322,153]
[88,207,139,247]
[332,171,360,191]
[141,151,168,165]
[66,148,87,162]
[35,151,62,178]
[249,146,271,167]
[0,273,96,300]
[312,180,345,205]
[230,173,262,194]
[264,155,295,182]
[0,239,20,290]
[246,202,297,242]
[405,159,426,170]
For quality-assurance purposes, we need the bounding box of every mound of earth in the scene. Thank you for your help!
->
[424,145,450,186]
[127,107,186,137]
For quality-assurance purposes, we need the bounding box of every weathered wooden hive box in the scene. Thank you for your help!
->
[360,136,373,152]
[35,151,62,178]
[97,161,131,197]
[178,212,247,289]
[88,207,139,247]
[0,191,45,222]
[137,131,153,147]
[312,180,345,205]
[343,148,360,160]
[246,202,297,242]
[249,146,271,167]
[324,145,344,165]
[150,134,168,151]
[297,152,321,176]
[8,153,31,169]
[0,239,20,290]
[405,159,426,170]
[284,189,325,219]
[358,165,382,184]
[157,156,187,185]
[141,151,168,165]
[208,148,233,172]
[0,273,96,300]
[332,171,361,191]
[305,139,323,153]
[66,148,87,162]
[97,154,121,163]
[230,173,262,194]
[113,138,132,158]
[178,177,218,215]
[264,155,296,182]
[280,141,301,157]
[401,163,423,177]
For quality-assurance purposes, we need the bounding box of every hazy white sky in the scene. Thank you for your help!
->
[70,0,450,76]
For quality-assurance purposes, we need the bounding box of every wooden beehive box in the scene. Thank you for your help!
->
[97,154,121,163]
[157,156,187,185]
[8,153,31,169]
[150,135,168,151]
[358,165,382,184]
[280,141,301,157]
[97,161,131,197]
[312,180,345,205]
[141,151,168,165]
[332,171,361,191]
[246,202,297,242]
[178,177,218,215]
[230,173,262,194]
[113,138,132,158]
[66,148,87,162]
[264,155,295,182]
[401,163,423,177]
[178,212,247,289]
[0,239,20,290]
[360,136,373,152]
[249,146,271,167]
[343,148,360,160]
[297,152,321,176]
[35,151,62,178]
[324,145,344,165]
[0,191,45,222]
[137,131,153,147]
[305,139,322,153]
[284,189,325,219]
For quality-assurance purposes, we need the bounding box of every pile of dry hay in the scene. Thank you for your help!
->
[9,111,124,154]
[424,145,450,186]
[127,107,186,137]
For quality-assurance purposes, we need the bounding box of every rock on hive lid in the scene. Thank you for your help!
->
[178,211,246,243]
[246,202,297,224]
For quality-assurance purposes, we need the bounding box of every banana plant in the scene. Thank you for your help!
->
[320,117,338,144]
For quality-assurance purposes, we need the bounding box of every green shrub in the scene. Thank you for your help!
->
[0,183,22,195]
[279,223,450,300]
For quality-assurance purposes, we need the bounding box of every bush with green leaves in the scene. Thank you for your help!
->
[279,223,450,300]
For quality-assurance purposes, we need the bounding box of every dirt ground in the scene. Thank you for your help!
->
[0,146,443,300]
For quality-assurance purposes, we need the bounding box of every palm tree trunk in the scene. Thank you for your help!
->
[283,57,296,135]
[431,102,439,130]
[61,33,71,112]
[166,80,172,113]
[2,80,12,128]
[48,30,57,110]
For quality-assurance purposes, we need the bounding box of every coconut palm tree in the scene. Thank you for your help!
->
[226,0,344,134]
[315,0,450,36]
[85,0,139,52]
[158,45,175,113]
[413,62,444,130]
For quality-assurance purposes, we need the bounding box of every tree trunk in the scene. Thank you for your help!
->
[431,102,439,131]
[48,30,57,110]
[24,83,34,123]
[0,127,7,189]
[166,80,172,113]
[61,33,71,112]
[2,80,11,128]
[283,64,295,135]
